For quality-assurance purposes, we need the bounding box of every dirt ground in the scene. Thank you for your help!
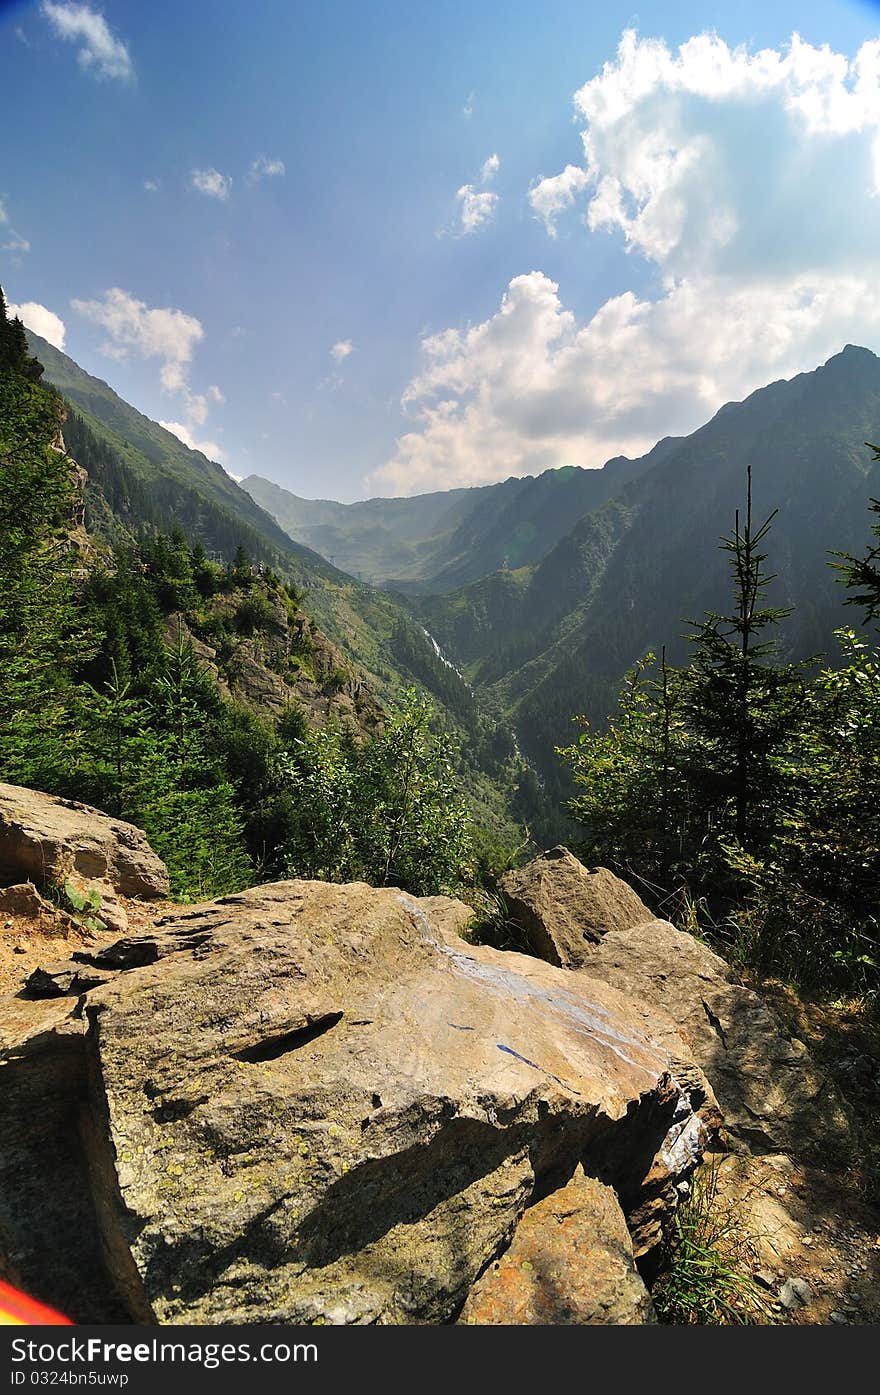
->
[0,891,171,995]
[708,1150,880,1324]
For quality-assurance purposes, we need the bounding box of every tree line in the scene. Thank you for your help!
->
[559,464,880,994]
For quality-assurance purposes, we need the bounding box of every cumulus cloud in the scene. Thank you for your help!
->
[70,288,227,458]
[248,155,285,182]
[529,164,590,236]
[158,420,227,462]
[373,31,880,493]
[454,184,498,235]
[480,153,500,183]
[8,301,66,350]
[330,339,354,363]
[41,2,133,81]
[191,168,232,201]
[71,287,204,390]
[143,179,159,193]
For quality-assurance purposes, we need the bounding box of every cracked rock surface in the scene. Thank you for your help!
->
[1,880,715,1324]
[501,850,854,1162]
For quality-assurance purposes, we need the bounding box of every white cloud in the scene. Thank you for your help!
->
[144,179,159,193]
[330,339,354,363]
[462,92,475,119]
[455,184,499,235]
[159,420,227,463]
[71,287,204,390]
[207,383,224,403]
[41,2,133,81]
[248,155,285,182]
[0,200,30,256]
[529,164,590,237]
[191,168,232,201]
[8,301,66,350]
[480,153,500,183]
[373,31,880,493]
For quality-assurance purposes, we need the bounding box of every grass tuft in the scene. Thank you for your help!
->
[651,1159,775,1325]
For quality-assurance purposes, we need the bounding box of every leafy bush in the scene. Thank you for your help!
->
[280,689,474,895]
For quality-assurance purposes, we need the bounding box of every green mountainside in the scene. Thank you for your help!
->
[22,325,880,847]
[24,329,521,840]
[243,450,656,591]
[412,346,880,817]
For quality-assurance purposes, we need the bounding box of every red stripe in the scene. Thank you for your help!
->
[0,1280,71,1325]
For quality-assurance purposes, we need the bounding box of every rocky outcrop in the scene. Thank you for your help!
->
[500,847,652,968]
[577,917,853,1161]
[0,882,58,920]
[0,783,170,900]
[503,851,853,1163]
[459,1167,655,1324]
[2,880,714,1324]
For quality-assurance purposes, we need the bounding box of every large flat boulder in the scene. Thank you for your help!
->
[2,880,715,1324]
[576,918,853,1161]
[459,1167,655,1324]
[0,783,169,900]
[500,847,652,968]
[502,850,853,1163]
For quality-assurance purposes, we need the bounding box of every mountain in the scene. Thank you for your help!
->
[27,331,341,585]
[242,450,657,591]
[25,329,520,836]
[412,346,880,818]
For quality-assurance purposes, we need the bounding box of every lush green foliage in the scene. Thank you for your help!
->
[560,473,880,994]
[1,312,478,902]
[280,689,474,894]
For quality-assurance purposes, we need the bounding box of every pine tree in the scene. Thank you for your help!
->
[832,447,880,625]
[680,466,809,850]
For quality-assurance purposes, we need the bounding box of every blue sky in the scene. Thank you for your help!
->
[3,0,880,499]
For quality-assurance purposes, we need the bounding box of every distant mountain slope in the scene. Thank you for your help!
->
[414,345,880,811]
[27,330,338,587]
[243,449,658,590]
[25,332,518,837]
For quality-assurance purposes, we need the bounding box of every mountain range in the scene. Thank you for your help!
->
[28,328,880,838]
[246,346,880,823]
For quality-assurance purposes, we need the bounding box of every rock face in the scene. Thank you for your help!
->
[459,1167,655,1325]
[0,783,169,900]
[500,847,652,968]
[0,882,59,920]
[1,880,714,1325]
[504,851,853,1162]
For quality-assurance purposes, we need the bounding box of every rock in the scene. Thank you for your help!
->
[25,959,115,998]
[779,1277,813,1309]
[459,1167,655,1324]
[0,882,58,919]
[573,910,853,1161]
[0,997,129,1322]
[754,1269,775,1290]
[0,783,169,900]
[829,1311,848,1324]
[499,848,652,968]
[2,880,713,1324]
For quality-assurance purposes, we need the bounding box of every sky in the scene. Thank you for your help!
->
[3,0,880,501]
